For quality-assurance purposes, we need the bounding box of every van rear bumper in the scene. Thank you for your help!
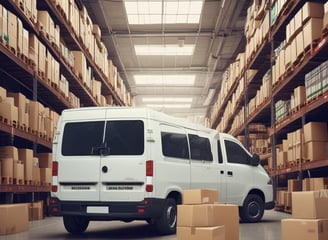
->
[49,197,165,221]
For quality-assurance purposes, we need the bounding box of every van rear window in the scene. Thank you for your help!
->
[62,120,144,156]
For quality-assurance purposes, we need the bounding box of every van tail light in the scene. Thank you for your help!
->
[146,160,153,176]
[146,160,153,192]
[51,185,58,193]
[52,161,58,176]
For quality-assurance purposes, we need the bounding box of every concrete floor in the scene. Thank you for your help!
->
[0,210,290,240]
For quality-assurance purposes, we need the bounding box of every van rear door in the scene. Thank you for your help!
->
[99,119,146,202]
[58,112,106,201]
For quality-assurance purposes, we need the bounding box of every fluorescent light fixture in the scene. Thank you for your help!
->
[124,0,203,25]
[142,97,193,103]
[203,88,215,106]
[134,74,195,85]
[135,44,195,56]
[146,104,191,109]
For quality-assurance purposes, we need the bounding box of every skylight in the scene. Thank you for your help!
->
[135,44,195,55]
[124,0,203,25]
[142,97,193,103]
[146,104,191,109]
[134,74,195,85]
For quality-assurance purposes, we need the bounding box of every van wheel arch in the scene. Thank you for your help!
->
[239,191,265,223]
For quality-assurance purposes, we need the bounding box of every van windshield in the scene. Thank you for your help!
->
[62,120,144,156]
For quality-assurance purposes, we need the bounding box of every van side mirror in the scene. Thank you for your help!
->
[249,154,260,166]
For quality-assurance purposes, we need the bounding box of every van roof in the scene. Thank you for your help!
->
[61,106,217,134]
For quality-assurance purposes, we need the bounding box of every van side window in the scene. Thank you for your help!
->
[161,132,189,159]
[224,140,250,165]
[105,120,144,155]
[188,134,213,161]
[217,140,223,164]
[62,121,105,156]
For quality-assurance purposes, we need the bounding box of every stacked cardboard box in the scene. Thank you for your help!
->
[303,178,328,191]
[282,190,328,240]
[305,60,328,101]
[303,122,328,161]
[177,189,240,240]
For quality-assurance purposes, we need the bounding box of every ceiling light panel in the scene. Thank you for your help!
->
[124,0,203,25]
[134,74,195,85]
[146,104,192,109]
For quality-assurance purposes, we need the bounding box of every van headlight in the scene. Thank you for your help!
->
[267,178,273,185]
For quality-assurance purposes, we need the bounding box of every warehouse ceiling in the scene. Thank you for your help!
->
[82,0,249,124]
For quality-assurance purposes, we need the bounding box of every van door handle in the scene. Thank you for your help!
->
[220,170,224,174]
[227,171,233,176]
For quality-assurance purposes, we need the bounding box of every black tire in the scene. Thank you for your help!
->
[239,194,264,223]
[154,198,177,235]
[63,216,89,234]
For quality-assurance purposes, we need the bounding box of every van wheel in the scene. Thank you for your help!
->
[63,216,89,234]
[154,198,177,235]
[239,194,264,223]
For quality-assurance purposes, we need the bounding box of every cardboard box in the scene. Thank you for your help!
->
[288,179,300,192]
[29,201,44,221]
[18,148,33,181]
[0,101,18,124]
[13,160,24,182]
[183,189,218,205]
[303,18,323,50]
[0,157,13,178]
[7,92,28,126]
[304,141,328,161]
[303,178,328,191]
[0,146,18,160]
[178,204,216,227]
[0,204,29,235]
[212,204,239,240]
[177,226,225,240]
[36,152,52,168]
[7,10,17,50]
[281,218,328,240]
[304,122,328,142]
[292,190,328,219]
[40,168,52,184]
[302,2,324,24]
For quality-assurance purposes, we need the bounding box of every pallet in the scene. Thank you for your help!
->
[38,70,46,80]
[1,177,13,185]
[14,178,24,185]
[24,179,33,185]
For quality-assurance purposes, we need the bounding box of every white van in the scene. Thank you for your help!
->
[49,107,274,235]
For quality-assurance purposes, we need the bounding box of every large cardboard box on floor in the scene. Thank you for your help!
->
[178,204,216,227]
[292,190,328,219]
[29,201,44,221]
[213,204,239,240]
[0,203,29,235]
[183,189,218,205]
[281,218,328,240]
[177,226,225,240]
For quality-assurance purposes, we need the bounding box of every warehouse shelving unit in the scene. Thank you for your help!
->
[210,0,328,196]
[0,0,127,204]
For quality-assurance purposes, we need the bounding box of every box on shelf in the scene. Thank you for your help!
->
[281,218,328,240]
[0,100,18,125]
[13,160,24,183]
[288,179,300,192]
[0,146,18,160]
[28,33,39,67]
[18,148,33,182]
[303,122,328,142]
[0,158,13,178]
[303,18,323,50]
[304,141,328,161]
[7,92,28,127]
[303,178,328,191]
[292,190,328,219]
[302,2,324,24]
[40,168,51,184]
[183,189,218,205]
[36,153,52,168]
[0,203,29,235]
[7,10,17,51]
